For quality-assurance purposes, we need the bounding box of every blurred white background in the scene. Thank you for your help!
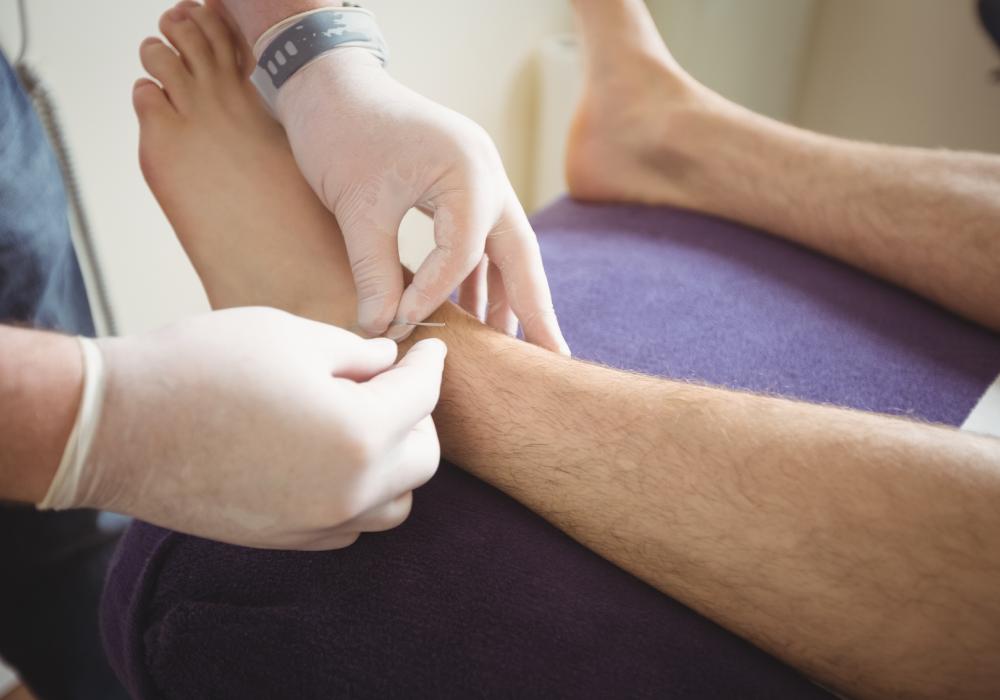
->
[1,1,999,694]
[1,0,999,337]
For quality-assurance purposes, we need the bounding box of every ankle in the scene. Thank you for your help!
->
[654,102,772,213]
[597,99,734,212]
[585,46,682,89]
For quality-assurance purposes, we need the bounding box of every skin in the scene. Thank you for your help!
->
[0,2,446,546]
[134,5,1000,699]
[215,0,570,352]
[216,0,338,44]
[0,328,82,503]
[134,4,357,328]
[0,0,338,508]
[567,0,1000,332]
[404,308,1000,700]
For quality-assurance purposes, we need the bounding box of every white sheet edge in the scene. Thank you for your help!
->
[961,373,1000,438]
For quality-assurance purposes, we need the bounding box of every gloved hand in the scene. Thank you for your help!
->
[275,49,570,354]
[42,307,445,550]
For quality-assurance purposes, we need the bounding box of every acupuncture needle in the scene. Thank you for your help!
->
[390,321,447,328]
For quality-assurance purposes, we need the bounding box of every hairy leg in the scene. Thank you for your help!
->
[401,303,1000,700]
[138,4,1000,699]
[567,0,1000,331]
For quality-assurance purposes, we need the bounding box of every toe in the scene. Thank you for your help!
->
[159,3,215,77]
[132,78,176,124]
[188,4,241,73]
[139,37,193,111]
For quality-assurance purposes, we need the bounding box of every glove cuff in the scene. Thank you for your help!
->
[250,5,389,112]
[37,337,107,511]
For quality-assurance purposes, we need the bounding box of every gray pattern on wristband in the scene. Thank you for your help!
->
[255,10,387,91]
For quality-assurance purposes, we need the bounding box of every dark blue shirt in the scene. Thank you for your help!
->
[0,52,93,335]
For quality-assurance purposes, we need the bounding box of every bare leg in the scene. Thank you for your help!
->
[567,0,1000,331]
[137,5,1000,699]
[399,304,1000,700]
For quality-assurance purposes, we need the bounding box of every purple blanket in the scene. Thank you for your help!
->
[101,200,1000,699]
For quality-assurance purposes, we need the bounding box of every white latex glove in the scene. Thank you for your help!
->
[44,307,445,550]
[275,49,570,354]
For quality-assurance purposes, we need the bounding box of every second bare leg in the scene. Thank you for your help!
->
[568,0,1000,330]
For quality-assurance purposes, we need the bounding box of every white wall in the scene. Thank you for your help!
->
[647,0,820,121]
[644,0,1000,155]
[797,0,1000,153]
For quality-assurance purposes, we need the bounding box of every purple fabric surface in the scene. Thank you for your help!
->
[101,199,1000,699]
[534,202,999,424]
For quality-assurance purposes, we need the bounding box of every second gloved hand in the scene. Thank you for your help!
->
[275,49,570,354]
[64,307,446,550]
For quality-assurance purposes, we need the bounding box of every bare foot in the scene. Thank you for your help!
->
[134,1,357,328]
[565,11,734,209]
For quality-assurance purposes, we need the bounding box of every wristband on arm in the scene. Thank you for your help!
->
[37,337,106,511]
[250,4,389,111]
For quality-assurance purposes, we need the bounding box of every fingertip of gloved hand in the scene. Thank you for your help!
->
[398,338,447,373]
[364,336,400,362]
[357,298,396,338]
[413,337,447,359]
[397,339,447,387]
[525,320,571,357]
[553,326,572,357]
[384,323,414,343]
[544,317,572,357]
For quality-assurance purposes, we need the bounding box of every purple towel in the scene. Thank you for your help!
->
[101,200,1000,699]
